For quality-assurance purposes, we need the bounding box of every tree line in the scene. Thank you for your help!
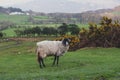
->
[14,23,80,37]
[0,6,23,14]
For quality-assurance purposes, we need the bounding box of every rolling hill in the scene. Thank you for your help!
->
[0,5,120,25]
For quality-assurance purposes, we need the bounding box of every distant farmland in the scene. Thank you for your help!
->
[0,13,30,25]
[0,13,89,37]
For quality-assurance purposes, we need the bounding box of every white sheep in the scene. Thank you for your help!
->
[36,38,70,68]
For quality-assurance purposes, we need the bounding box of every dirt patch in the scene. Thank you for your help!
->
[9,37,49,42]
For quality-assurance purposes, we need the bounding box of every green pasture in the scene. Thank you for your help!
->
[0,41,120,80]
[0,13,51,25]
[0,13,30,25]
[77,23,89,28]
[2,27,25,37]
[34,16,49,20]
[2,28,17,37]
[0,13,50,25]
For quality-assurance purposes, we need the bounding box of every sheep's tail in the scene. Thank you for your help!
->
[36,47,40,62]
[36,47,46,59]
[35,46,39,55]
[36,49,43,62]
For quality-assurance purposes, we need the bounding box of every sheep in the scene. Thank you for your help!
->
[36,38,70,68]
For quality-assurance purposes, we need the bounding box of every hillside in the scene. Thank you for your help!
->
[0,6,23,14]
[0,13,29,25]
[114,6,120,12]
[0,5,120,25]
[100,6,120,18]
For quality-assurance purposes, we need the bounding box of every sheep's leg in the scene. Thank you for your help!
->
[37,52,43,68]
[52,55,57,66]
[56,56,59,66]
[41,58,46,67]
[53,56,59,66]
[38,57,42,68]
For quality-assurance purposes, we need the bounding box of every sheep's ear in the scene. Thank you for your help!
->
[62,39,66,45]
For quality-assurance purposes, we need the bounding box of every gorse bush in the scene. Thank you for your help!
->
[54,17,120,51]
[79,16,120,48]
[55,35,80,51]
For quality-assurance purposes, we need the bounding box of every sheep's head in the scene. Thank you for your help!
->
[62,38,71,46]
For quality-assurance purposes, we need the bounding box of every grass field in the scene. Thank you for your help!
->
[2,28,17,37]
[0,13,30,25]
[2,27,25,37]
[0,13,50,25]
[0,41,120,80]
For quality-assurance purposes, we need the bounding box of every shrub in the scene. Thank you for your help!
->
[79,17,120,48]
[55,35,80,51]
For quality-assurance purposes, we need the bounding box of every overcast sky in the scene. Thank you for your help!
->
[0,0,120,13]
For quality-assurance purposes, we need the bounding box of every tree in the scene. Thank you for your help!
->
[14,30,24,37]
[42,27,57,36]
[8,7,23,13]
[48,27,58,36]
[23,28,33,36]
[69,24,80,35]
[42,27,50,35]
[32,27,41,36]
[0,32,3,38]
[57,23,69,35]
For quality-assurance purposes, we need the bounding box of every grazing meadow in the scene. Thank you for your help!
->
[0,41,120,80]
